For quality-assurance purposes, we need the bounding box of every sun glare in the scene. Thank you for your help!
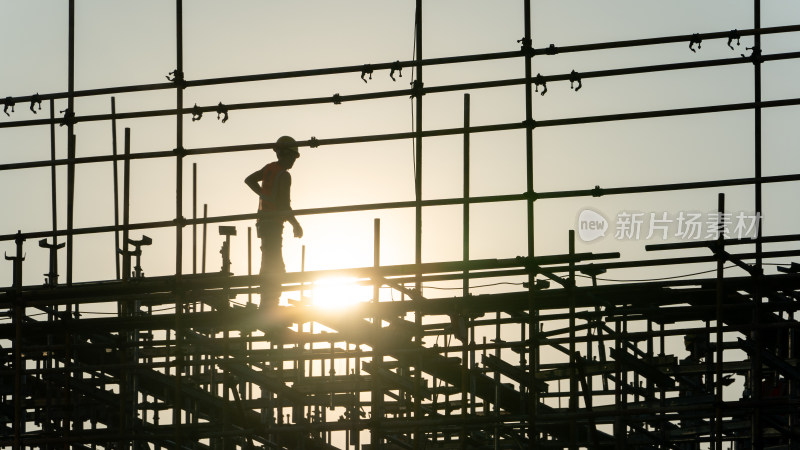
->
[311,277,372,309]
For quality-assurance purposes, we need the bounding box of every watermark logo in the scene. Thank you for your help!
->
[578,209,609,242]
[577,208,761,242]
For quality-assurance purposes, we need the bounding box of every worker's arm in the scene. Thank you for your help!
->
[244,168,264,197]
[277,172,303,238]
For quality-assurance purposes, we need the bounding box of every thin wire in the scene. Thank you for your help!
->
[423,282,524,290]
[576,264,739,283]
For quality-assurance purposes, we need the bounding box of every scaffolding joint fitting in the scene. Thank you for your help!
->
[525,190,539,202]
[361,64,373,83]
[332,93,342,105]
[569,70,582,92]
[741,46,762,64]
[191,104,203,122]
[592,185,604,197]
[534,73,547,96]
[173,146,186,157]
[216,102,229,123]
[30,93,42,114]
[174,216,188,227]
[410,80,425,98]
[59,108,75,127]
[517,37,533,57]
[545,43,558,55]
[389,60,403,81]
[689,33,702,53]
[309,136,319,148]
[523,118,536,130]
[166,69,186,88]
[3,97,16,116]
[727,29,741,50]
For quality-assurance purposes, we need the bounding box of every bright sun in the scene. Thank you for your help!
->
[310,277,372,309]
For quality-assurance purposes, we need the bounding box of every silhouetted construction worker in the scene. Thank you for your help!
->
[245,135,303,305]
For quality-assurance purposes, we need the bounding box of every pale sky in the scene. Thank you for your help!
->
[1,0,799,292]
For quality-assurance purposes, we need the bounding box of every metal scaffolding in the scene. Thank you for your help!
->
[1,1,799,449]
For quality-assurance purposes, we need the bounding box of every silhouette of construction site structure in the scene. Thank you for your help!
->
[2,2,800,449]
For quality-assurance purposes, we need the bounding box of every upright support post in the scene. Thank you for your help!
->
[174,3,186,448]
[751,2,763,447]
[371,218,384,449]
[714,193,725,450]
[66,0,75,287]
[413,1,424,448]
[111,97,121,279]
[522,0,538,445]
[8,231,25,450]
[122,128,131,280]
[568,230,577,450]
[460,93,470,450]
[193,163,197,274]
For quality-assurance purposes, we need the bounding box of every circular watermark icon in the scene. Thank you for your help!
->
[577,209,609,242]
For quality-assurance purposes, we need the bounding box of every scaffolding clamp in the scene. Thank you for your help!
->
[216,102,229,123]
[3,97,15,116]
[333,93,342,105]
[525,189,539,201]
[389,60,403,81]
[39,238,64,287]
[191,104,203,122]
[569,70,582,92]
[309,136,319,148]
[410,80,425,98]
[545,43,558,55]
[30,93,42,114]
[727,29,741,50]
[741,46,762,64]
[689,33,702,52]
[5,231,25,288]
[517,37,533,57]
[523,118,537,129]
[166,69,185,88]
[534,73,547,96]
[591,185,604,197]
[361,64,373,83]
[59,108,75,127]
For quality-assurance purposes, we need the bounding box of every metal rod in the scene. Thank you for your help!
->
[122,128,131,280]
[461,92,470,450]
[1,23,798,109]
[202,203,207,274]
[174,3,185,448]
[6,51,800,131]
[193,163,197,274]
[715,193,725,450]
[112,98,121,280]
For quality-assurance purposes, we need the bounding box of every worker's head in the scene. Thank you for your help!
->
[274,135,299,167]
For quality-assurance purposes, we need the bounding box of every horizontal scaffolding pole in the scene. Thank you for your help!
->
[0,24,797,108]
[2,50,799,131]
[2,172,800,243]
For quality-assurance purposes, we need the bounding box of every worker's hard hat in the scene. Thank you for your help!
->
[275,135,299,158]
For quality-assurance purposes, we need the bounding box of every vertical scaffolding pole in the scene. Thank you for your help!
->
[522,0,537,445]
[122,128,131,280]
[461,93,470,450]
[751,1,763,447]
[66,0,75,287]
[174,2,186,449]
[193,163,197,274]
[371,218,383,449]
[714,193,724,450]
[413,1,424,448]
[111,97,121,280]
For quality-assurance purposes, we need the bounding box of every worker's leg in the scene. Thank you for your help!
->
[257,219,285,307]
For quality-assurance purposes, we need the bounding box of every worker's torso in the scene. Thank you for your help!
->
[259,161,287,213]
